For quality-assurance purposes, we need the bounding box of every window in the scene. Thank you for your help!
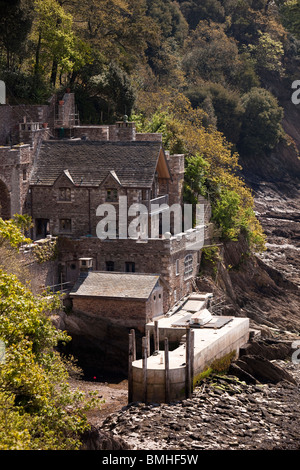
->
[125,261,135,273]
[106,261,115,272]
[184,254,193,280]
[36,218,50,238]
[59,187,71,201]
[106,189,118,202]
[59,219,72,233]
[23,169,27,181]
[176,259,180,276]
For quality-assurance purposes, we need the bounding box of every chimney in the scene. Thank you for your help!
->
[79,258,93,277]
[115,116,136,141]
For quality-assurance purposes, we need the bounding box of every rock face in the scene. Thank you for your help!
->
[80,426,132,450]
[100,361,300,450]
[229,355,296,385]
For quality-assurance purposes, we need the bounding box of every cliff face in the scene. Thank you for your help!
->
[202,86,300,334]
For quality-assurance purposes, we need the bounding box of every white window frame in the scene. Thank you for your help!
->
[184,254,193,280]
[176,259,180,276]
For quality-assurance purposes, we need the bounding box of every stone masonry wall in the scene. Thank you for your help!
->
[72,296,150,332]
[57,220,213,314]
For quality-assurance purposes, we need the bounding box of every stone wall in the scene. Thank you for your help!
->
[72,296,150,332]
[57,221,213,313]
[73,126,109,140]
[0,104,51,145]
[165,153,185,207]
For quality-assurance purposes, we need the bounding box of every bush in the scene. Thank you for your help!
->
[238,87,284,156]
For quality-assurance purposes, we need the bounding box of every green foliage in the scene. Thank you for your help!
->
[212,188,242,240]
[75,62,136,123]
[238,87,284,155]
[277,0,300,39]
[32,0,91,86]
[133,95,266,251]
[210,350,237,373]
[201,246,220,265]
[186,83,245,144]
[33,238,57,264]
[0,70,52,104]
[0,268,98,450]
[248,31,285,76]
[0,218,99,449]
[193,350,237,387]
[0,218,31,249]
[0,0,33,69]
[178,0,226,29]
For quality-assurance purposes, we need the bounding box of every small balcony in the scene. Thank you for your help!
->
[150,195,169,206]
[141,195,169,214]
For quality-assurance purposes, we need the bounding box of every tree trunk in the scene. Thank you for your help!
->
[34,32,42,78]
[50,59,58,87]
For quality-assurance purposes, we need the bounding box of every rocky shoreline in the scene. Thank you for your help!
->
[98,359,300,451]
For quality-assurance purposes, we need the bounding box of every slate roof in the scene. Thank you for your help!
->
[30,140,164,188]
[70,272,160,300]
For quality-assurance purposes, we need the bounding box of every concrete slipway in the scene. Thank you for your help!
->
[131,293,250,403]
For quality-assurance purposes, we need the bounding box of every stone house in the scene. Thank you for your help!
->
[0,91,213,372]
[70,271,163,331]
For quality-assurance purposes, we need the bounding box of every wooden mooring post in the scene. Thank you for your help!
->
[190,329,194,395]
[154,320,159,352]
[128,329,136,404]
[164,337,170,403]
[185,328,194,399]
[142,336,148,403]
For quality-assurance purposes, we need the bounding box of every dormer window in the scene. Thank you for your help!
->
[59,187,71,201]
[106,189,118,202]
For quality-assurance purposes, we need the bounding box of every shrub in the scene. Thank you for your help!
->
[238,87,284,155]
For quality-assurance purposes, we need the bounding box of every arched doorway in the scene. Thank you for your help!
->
[0,180,11,219]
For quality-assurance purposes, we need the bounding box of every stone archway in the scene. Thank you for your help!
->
[0,180,11,219]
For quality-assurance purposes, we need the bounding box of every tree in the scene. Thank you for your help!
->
[248,31,285,76]
[185,82,245,144]
[238,87,284,155]
[177,0,226,29]
[0,218,98,449]
[182,21,242,85]
[75,61,136,123]
[276,0,300,39]
[132,93,266,251]
[32,0,90,86]
[0,0,33,69]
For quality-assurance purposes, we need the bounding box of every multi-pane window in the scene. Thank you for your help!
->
[106,189,118,202]
[106,261,115,272]
[125,261,135,273]
[184,254,193,279]
[59,219,72,233]
[59,187,71,201]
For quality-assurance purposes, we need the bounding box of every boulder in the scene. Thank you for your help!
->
[230,355,296,385]
[80,425,132,450]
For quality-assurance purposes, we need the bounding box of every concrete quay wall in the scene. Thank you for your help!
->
[132,317,250,403]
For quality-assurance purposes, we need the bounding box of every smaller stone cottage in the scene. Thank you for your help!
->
[70,271,163,332]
